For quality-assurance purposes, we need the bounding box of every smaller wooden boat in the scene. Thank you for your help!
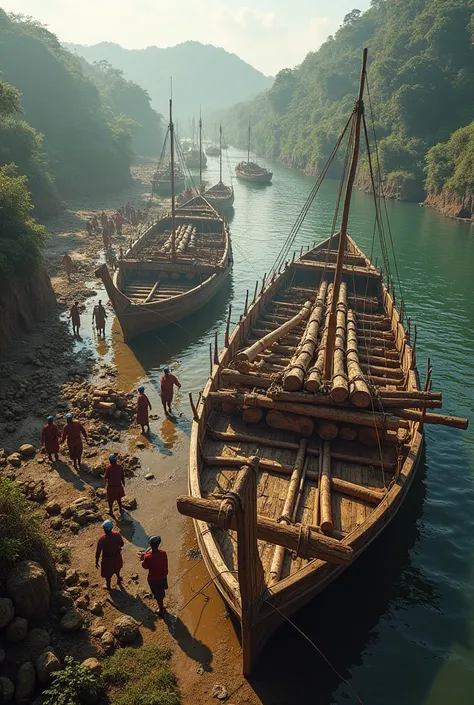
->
[204,125,234,214]
[152,163,185,197]
[206,145,221,157]
[235,121,272,184]
[186,149,207,169]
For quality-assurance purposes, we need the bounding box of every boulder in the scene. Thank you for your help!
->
[36,648,61,684]
[7,561,50,620]
[0,676,14,703]
[64,569,79,586]
[50,517,63,530]
[26,628,51,660]
[45,501,61,516]
[0,648,5,665]
[121,496,137,510]
[55,591,74,610]
[89,601,103,616]
[15,661,35,702]
[75,595,89,610]
[60,506,72,519]
[0,597,15,628]
[6,616,28,643]
[81,658,102,674]
[90,624,106,638]
[112,615,139,644]
[7,453,21,467]
[73,510,98,526]
[145,473,154,480]
[19,444,36,457]
[100,631,115,655]
[59,609,83,632]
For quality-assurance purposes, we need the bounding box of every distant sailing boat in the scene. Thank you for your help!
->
[186,114,207,169]
[206,124,221,157]
[152,119,186,197]
[204,125,235,214]
[235,120,272,184]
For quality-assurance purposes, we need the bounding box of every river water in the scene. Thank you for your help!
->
[87,150,474,704]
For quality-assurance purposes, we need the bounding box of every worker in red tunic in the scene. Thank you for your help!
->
[69,301,81,337]
[61,413,87,469]
[140,535,168,616]
[114,212,125,236]
[136,385,152,434]
[104,453,125,515]
[95,519,124,590]
[160,366,181,415]
[61,253,73,282]
[92,300,107,337]
[41,415,60,462]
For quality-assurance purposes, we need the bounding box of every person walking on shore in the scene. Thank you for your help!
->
[136,385,152,434]
[62,253,73,282]
[95,519,124,590]
[92,300,107,336]
[160,366,181,415]
[69,301,81,337]
[140,535,168,616]
[104,453,125,515]
[61,413,87,469]
[41,415,60,462]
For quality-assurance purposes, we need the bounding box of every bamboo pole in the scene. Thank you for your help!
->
[320,442,332,532]
[235,301,312,365]
[283,281,328,392]
[269,440,307,584]
[346,309,371,408]
[305,284,333,392]
[312,444,323,528]
[330,282,349,402]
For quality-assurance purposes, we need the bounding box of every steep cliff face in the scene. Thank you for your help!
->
[424,188,474,220]
[0,269,56,354]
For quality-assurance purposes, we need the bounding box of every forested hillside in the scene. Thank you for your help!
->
[65,41,273,128]
[0,11,134,199]
[224,0,474,201]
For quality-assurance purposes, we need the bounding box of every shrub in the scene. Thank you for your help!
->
[43,657,103,705]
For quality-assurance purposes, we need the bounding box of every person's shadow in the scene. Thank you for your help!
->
[164,613,213,672]
[106,581,157,634]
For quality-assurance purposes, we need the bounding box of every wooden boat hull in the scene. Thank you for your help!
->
[187,235,426,674]
[154,177,185,196]
[235,168,272,184]
[203,188,235,214]
[206,147,220,156]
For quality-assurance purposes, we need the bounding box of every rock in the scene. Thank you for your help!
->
[0,676,14,703]
[145,473,154,480]
[135,441,145,450]
[36,649,61,684]
[37,457,45,464]
[26,628,51,659]
[19,444,35,457]
[0,597,15,628]
[100,631,115,654]
[95,488,106,499]
[15,661,36,702]
[89,601,103,616]
[81,658,101,674]
[56,591,74,610]
[45,501,61,516]
[6,616,28,643]
[75,595,89,610]
[211,684,229,700]
[73,510,98,526]
[7,453,21,467]
[130,573,139,581]
[0,648,5,665]
[60,506,72,519]
[7,561,50,620]
[90,624,106,638]
[50,517,63,530]
[121,495,137,510]
[112,615,139,644]
[59,609,83,632]
[70,496,94,513]
[64,569,79,586]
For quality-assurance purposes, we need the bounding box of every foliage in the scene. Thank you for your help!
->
[102,645,180,705]
[223,0,474,199]
[43,657,103,705]
[0,11,134,196]
[425,121,474,193]
[0,477,53,586]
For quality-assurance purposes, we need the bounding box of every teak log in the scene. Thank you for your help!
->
[208,391,400,430]
[236,301,312,364]
[222,369,272,390]
[208,428,300,452]
[176,496,353,565]
[221,402,241,416]
[266,409,314,437]
[346,309,372,408]
[305,285,334,392]
[339,425,358,441]
[392,409,468,430]
[330,476,386,505]
[204,454,293,474]
[283,281,328,392]
[242,408,264,424]
[320,442,332,533]
[330,282,349,402]
[269,440,308,584]
[317,421,339,441]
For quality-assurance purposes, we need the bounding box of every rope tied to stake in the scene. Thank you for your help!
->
[217,489,241,530]
[292,524,311,560]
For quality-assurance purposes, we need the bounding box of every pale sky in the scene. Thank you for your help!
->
[3,0,372,74]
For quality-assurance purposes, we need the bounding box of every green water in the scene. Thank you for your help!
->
[106,150,474,703]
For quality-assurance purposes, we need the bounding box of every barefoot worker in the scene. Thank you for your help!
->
[95,519,124,590]
[104,453,125,515]
[140,535,168,616]
[61,252,73,282]
[92,299,107,336]
[61,413,87,470]
[136,385,152,434]
[41,415,60,462]
[69,301,81,337]
[160,366,181,415]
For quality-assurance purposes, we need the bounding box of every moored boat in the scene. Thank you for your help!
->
[204,125,234,214]
[152,163,185,197]
[206,145,220,157]
[178,49,468,676]
[235,120,272,184]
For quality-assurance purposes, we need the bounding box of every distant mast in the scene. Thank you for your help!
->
[199,108,203,190]
[169,98,176,260]
[219,124,223,183]
[247,118,251,164]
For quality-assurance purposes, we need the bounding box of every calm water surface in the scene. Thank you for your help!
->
[95,150,474,704]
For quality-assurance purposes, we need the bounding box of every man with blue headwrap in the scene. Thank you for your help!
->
[95,519,124,590]
[136,385,152,434]
[160,366,181,415]
[41,415,60,462]
[61,413,87,470]
[140,535,168,616]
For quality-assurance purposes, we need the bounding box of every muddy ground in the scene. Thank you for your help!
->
[0,158,265,705]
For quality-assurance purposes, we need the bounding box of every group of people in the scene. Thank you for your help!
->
[86,204,145,239]
[67,299,107,338]
[95,521,169,615]
[136,368,181,434]
[41,413,87,468]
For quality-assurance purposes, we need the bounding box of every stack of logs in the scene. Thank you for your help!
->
[162,224,196,255]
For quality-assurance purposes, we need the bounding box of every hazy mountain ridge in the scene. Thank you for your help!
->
[64,40,273,131]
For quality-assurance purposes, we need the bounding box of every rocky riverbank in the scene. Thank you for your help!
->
[424,188,474,221]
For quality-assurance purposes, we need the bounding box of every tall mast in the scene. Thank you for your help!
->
[247,118,251,164]
[169,98,176,260]
[219,124,223,183]
[199,108,203,190]
[324,47,368,380]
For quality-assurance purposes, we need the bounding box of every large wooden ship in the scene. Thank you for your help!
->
[178,50,468,675]
[204,125,234,214]
[96,101,232,343]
